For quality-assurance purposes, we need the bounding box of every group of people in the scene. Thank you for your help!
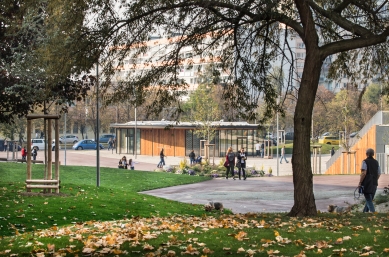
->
[18,146,38,161]
[188,150,202,165]
[225,147,248,180]
[118,156,134,170]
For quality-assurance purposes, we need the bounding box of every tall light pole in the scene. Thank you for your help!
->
[133,88,137,159]
[96,63,100,187]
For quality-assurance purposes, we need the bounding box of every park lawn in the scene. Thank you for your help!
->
[0,162,213,237]
[1,162,389,256]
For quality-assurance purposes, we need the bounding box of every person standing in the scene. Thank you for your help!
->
[260,142,264,158]
[21,147,27,162]
[3,139,7,152]
[189,150,196,166]
[237,148,247,180]
[331,147,335,156]
[225,147,236,180]
[157,148,166,168]
[32,146,38,161]
[358,148,381,213]
[280,145,289,164]
[129,158,135,170]
[255,141,260,157]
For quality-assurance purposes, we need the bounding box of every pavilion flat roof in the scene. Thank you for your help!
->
[110,120,259,129]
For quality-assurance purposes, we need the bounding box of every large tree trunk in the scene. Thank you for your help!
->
[288,48,324,217]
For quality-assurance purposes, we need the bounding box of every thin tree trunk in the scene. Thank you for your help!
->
[288,48,323,217]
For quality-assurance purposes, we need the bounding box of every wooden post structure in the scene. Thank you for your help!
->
[205,144,215,165]
[264,139,273,159]
[26,114,61,193]
[311,145,322,174]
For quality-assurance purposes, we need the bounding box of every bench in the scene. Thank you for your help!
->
[25,179,60,190]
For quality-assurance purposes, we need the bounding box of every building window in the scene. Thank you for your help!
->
[298,43,305,49]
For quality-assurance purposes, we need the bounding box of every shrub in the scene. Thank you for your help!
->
[179,158,188,170]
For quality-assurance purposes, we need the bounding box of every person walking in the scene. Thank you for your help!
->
[358,148,381,213]
[225,147,236,180]
[107,138,113,151]
[157,148,166,168]
[280,145,289,164]
[255,141,260,157]
[331,147,335,156]
[3,139,7,152]
[189,150,196,166]
[237,148,247,180]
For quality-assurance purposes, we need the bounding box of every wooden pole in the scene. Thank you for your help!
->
[27,119,32,192]
[55,119,60,193]
[47,119,52,193]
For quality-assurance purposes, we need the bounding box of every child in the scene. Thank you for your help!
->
[129,159,134,170]
[118,159,124,168]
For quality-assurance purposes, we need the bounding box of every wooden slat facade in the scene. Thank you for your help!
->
[140,128,186,156]
[325,125,377,174]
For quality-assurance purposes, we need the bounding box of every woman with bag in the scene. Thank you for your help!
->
[225,147,236,180]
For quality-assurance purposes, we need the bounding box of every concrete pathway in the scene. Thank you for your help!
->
[1,149,388,213]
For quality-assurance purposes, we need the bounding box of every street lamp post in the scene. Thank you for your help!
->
[96,63,100,187]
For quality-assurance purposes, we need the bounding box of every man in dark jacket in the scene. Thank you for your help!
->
[189,150,196,166]
[358,148,381,213]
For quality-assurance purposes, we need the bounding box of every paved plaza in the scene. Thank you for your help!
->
[1,149,388,213]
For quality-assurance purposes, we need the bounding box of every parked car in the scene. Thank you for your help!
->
[99,134,115,143]
[285,132,294,140]
[264,138,278,146]
[319,132,330,138]
[264,133,274,139]
[349,131,359,138]
[53,135,79,144]
[0,140,22,151]
[318,136,340,145]
[31,139,60,151]
[72,140,104,150]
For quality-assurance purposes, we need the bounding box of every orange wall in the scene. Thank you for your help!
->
[140,129,186,156]
[325,126,377,174]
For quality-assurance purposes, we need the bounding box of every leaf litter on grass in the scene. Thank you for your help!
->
[2,213,389,256]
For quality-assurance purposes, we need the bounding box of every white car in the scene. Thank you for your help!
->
[31,139,60,151]
[52,135,79,144]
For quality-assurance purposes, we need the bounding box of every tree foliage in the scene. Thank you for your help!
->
[81,0,389,216]
[0,0,94,124]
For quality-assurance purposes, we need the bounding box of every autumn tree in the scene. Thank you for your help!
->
[0,0,93,124]
[61,0,389,216]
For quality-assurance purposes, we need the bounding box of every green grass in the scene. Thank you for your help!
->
[1,162,389,256]
[267,143,340,155]
[0,162,212,237]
